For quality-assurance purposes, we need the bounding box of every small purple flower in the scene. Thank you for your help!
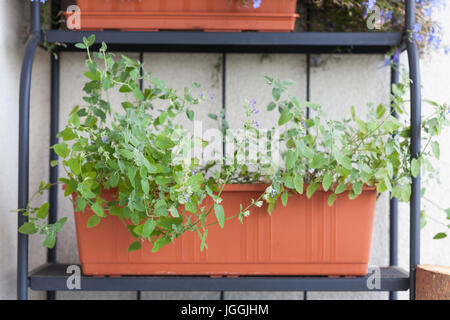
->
[209,92,215,100]
[102,136,108,143]
[444,46,450,55]
[253,0,262,9]
[386,10,393,20]
[271,189,276,198]
[191,169,198,176]
[364,0,377,12]
[253,120,260,128]
[200,92,205,99]
[301,121,306,129]
[249,99,260,114]
[184,195,190,203]
[413,22,422,34]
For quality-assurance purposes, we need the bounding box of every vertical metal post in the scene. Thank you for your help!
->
[304,2,311,300]
[220,53,227,301]
[17,0,41,300]
[406,0,421,300]
[137,51,144,301]
[389,60,399,301]
[304,54,311,301]
[47,52,60,301]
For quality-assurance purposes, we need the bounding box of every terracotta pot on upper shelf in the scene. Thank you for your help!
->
[72,184,377,276]
[71,0,299,32]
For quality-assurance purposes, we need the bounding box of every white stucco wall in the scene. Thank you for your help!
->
[1,1,448,300]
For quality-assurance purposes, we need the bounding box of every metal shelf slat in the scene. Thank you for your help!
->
[29,263,410,292]
[43,30,403,54]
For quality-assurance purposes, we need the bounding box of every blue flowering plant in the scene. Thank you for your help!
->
[307,0,448,54]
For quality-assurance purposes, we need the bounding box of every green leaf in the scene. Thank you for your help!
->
[155,135,175,150]
[264,76,274,84]
[60,127,76,141]
[186,109,194,121]
[142,220,156,238]
[278,109,293,126]
[75,43,86,50]
[42,233,56,248]
[306,182,319,199]
[53,143,70,159]
[445,208,450,220]
[109,206,123,217]
[87,214,101,228]
[54,217,67,232]
[267,102,277,111]
[86,34,95,47]
[382,115,401,133]
[376,104,386,119]
[169,207,179,218]
[214,204,225,228]
[281,191,289,207]
[294,174,303,194]
[431,141,440,159]
[133,88,145,100]
[36,203,50,219]
[127,241,142,252]
[121,102,134,110]
[310,154,327,169]
[335,183,347,194]
[433,232,447,240]
[272,87,282,101]
[377,180,388,193]
[187,173,203,192]
[152,236,171,252]
[200,229,208,251]
[208,113,218,120]
[335,152,352,170]
[297,141,314,159]
[352,181,363,196]
[91,202,105,217]
[68,158,81,175]
[322,174,332,192]
[411,158,420,178]
[141,178,149,195]
[285,150,297,170]
[69,113,80,127]
[118,149,134,159]
[328,194,337,206]
[18,222,38,235]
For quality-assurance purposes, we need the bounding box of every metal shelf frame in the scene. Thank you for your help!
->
[17,1,421,300]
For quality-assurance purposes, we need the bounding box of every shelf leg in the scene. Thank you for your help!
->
[406,0,422,301]
[17,1,41,300]
[389,60,399,301]
[46,52,60,301]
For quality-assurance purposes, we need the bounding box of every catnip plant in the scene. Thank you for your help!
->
[17,36,449,253]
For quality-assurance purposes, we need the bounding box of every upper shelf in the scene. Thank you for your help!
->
[42,30,403,54]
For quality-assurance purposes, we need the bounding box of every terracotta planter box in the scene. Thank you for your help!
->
[72,0,299,31]
[73,184,377,276]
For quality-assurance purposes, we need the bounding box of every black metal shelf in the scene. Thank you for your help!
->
[43,30,403,54]
[18,1,422,300]
[29,264,409,292]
